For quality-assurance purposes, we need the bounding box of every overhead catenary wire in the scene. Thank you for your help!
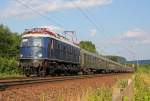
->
[14,0,63,27]
[83,8,104,32]
[15,0,103,33]
[69,0,106,53]
[69,0,104,33]
[70,1,136,60]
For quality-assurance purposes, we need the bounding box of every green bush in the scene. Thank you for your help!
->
[0,57,21,77]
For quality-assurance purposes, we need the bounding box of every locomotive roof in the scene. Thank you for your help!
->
[22,28,80,48]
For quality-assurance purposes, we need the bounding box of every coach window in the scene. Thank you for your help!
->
[50,39,53,49]
[71,46,73,54]
[63,45,65,55]
[51,40,55,49]
[74,49,76,56]
[68,45,70,54]
[70,46,72,54]
[69,46,71,54]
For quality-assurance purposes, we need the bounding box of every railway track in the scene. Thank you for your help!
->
[0,73,124,91]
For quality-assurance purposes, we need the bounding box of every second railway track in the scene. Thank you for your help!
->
[0,73,126,91]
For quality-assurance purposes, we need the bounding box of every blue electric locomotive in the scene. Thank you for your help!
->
[19,28,80,76]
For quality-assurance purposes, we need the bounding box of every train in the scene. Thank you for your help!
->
[19,28,134,77]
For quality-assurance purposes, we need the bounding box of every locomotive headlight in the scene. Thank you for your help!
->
[20,54,23,57]
[38,53,42,57]
[37,43,42,47]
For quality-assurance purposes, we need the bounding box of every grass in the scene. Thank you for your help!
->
[79,87,112,101]
[0,73,21,78]
[84,65,150,101]
[134,65,150,101]
[117,79,128,90]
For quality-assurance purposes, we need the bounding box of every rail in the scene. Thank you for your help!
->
[0,73,123,91]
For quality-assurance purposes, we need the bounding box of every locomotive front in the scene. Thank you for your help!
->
[19,28,50,76]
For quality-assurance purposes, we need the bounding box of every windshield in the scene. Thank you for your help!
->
[21,37,42,47]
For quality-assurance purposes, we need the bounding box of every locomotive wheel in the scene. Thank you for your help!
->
[24,67,31,77]
[39,71,46,77]
[78,71,83,75]
[25,74,30,77]
[38,67,46,77]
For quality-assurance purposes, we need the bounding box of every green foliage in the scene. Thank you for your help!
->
[79,41,97,53]
[0,24,21,77]
[134,65,150,101]
[87,87,112,101]
[117,79,128,89]
[105,55,127,64]
[123,96,129,101]
[0,57,21,76]
[137,65,150,73]
[0,24,20,57]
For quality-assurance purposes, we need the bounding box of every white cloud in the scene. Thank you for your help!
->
[0,0,112,19]
[123,28,143,38]
[89,29,97,36]
[94,28,150,60]
[99,28,150,45]
[122,28,150,44]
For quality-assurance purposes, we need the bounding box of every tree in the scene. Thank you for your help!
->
[0,24,20,57]
[105,55,127,64]
[0,24,21,75]
[79,41,96,53]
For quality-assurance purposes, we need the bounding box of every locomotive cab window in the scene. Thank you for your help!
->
[29,37,42,47]
[21,37,43,47]
[20,38,28,47]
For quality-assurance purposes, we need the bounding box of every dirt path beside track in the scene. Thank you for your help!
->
[0,74,132,101]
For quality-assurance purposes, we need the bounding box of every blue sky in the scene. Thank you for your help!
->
[0,0,150,61]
